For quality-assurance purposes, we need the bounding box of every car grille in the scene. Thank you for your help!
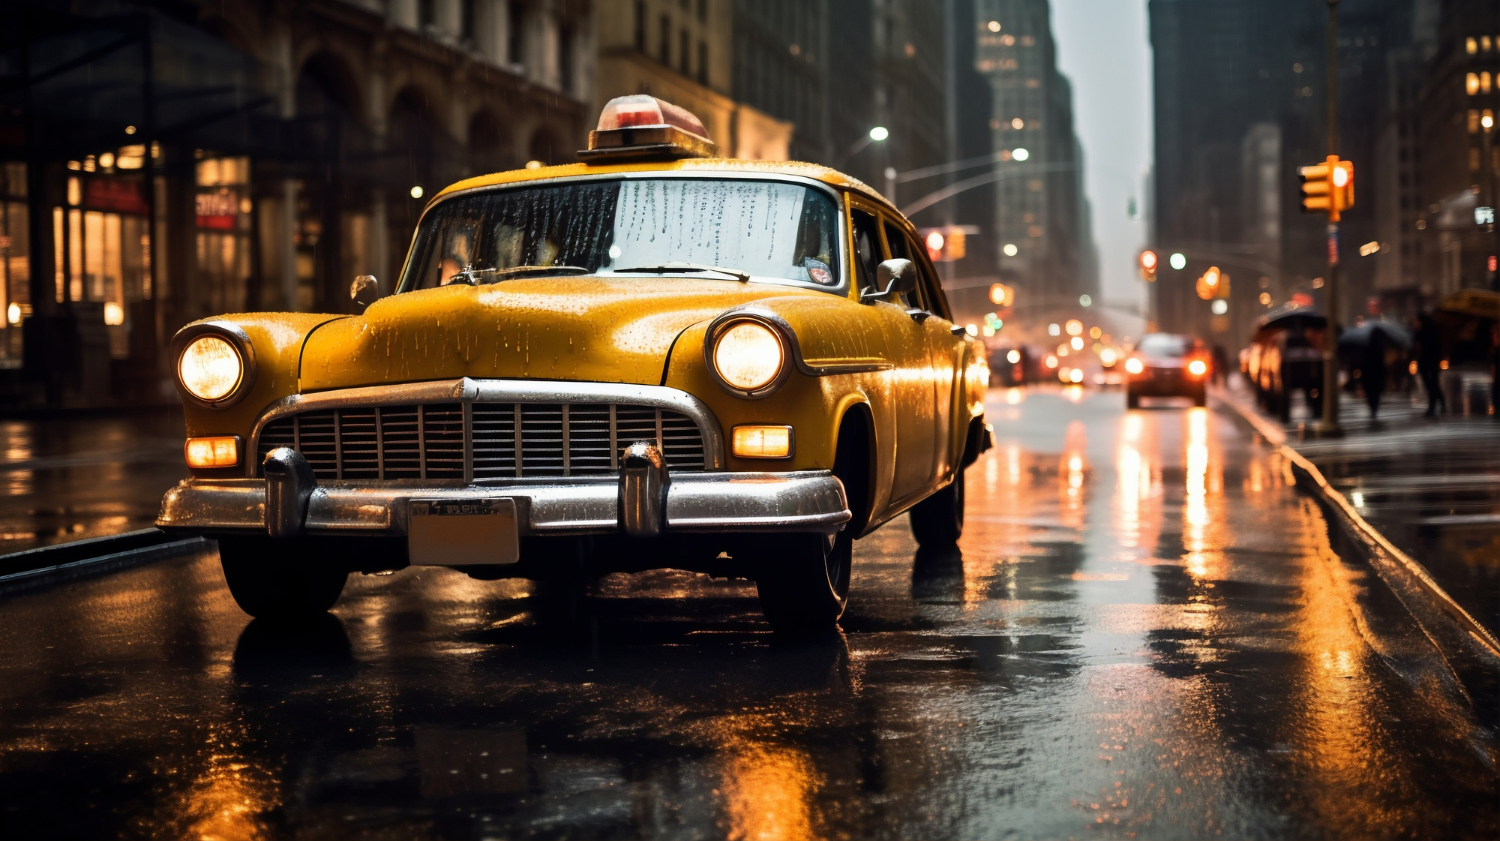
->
[256,402,707,481]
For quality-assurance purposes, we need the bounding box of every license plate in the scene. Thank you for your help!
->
[408,499,519,566]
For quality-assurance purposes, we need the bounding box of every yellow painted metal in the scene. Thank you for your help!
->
[174,158,988,531]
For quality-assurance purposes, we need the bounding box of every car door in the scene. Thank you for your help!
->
[850,201,935,503]
[887,221,962,484]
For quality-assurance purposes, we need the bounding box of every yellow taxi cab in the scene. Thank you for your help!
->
[158,95,992,634]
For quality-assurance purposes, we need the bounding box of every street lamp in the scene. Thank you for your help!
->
[1169,252,1187,270]
[1011,147,1030,162]
[869,126,889,142]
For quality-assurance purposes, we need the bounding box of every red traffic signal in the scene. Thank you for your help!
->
[1139,250,1158,281]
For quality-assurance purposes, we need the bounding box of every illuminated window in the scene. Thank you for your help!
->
[196,156,253,319]
[1467,37,1478,54]
[1470,109,1481,133]
[1467,72,1481,95]
[1483,35,1493,51]
[1483,71,1493,94]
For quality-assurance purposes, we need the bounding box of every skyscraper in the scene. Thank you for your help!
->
[973,0,1097,313]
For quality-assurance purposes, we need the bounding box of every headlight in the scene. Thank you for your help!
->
[712,320,785,393]
[172,323,256,408]
[179,336,243,401]
[1188,359,1208,377]
[1124,357,1145,375]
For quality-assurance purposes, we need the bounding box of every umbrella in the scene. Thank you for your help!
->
[1338,320,1412,351]
[1256,304,1326,332]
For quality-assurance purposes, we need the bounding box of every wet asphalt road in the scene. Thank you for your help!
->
[1,388,1497,840]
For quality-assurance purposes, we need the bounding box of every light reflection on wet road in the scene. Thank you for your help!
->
[0,388,1495,840]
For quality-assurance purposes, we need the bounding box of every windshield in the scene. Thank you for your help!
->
[400,177,843,292]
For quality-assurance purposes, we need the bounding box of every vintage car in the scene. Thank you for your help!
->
[157,96,991,634]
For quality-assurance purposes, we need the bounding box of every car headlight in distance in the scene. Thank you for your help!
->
[1124,357,1145,375]
[713,320,785,393]
[1188,359,1208,377]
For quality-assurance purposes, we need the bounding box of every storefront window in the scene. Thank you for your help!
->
[60,157,151,358]
[195,155,252,315]
[0,163,29,367]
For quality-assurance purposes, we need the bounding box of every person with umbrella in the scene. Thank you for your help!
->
[1413,312,1445,417]
[1338,320,1411,422]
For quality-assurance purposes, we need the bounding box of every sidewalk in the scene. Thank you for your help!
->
[1219,381,1500,642]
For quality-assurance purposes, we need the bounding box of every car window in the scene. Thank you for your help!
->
[883,221,923,309]
[850,208,884,295]
[1139,334,1188,358]
[401,178,843,292]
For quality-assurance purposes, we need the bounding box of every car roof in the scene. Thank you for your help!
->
[432,157,892,212]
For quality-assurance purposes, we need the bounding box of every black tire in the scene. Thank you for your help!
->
[755,532,852,636]
[909,469,965,547]
[218,536,348,622]
[1126,389,1141,409]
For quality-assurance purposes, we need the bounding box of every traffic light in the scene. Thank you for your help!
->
[920,226,970,262]
[1139,250,1158,282]
[1300,155,1354,221]
[1196,266,1229,300]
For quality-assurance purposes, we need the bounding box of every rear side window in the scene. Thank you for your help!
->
[851,208,884,294]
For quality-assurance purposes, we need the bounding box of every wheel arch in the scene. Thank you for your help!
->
[833,400,877,538]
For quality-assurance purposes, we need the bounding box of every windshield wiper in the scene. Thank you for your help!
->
[615,263,751,282]
[447,265,591,285]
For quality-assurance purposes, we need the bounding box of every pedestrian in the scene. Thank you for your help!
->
[1413,311,1445,417]
[1211,344,1228,386]
[1361,329,1387,421]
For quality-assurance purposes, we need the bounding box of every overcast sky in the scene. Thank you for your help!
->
[1050,0,1153,310]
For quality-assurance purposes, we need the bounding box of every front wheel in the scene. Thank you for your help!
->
[755,532,852,636]
[909,468,965,547]
[218,536,349,623]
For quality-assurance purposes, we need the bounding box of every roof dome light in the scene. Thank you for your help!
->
[581,95,719,161]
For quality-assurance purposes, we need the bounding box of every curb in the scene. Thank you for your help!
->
[0,529,209,595]
[1212,389,1500,712]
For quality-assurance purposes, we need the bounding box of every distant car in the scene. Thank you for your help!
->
[1124,333,1209,408]
[989,344,1044,386]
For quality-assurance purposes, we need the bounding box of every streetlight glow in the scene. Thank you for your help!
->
[869,126,889,142]
[1011,147,1030,161]
[1003,243,1018,257]
[1169,252,1187,270]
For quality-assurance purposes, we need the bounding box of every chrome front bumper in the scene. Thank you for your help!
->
[157,468,851,538]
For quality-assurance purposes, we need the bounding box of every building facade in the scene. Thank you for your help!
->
[596,0,791,160]
[1,0,593,406]
[973,0,1097,317]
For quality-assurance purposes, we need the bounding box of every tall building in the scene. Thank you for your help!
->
[595,0,792,160]
[1,0,592,406]
[1409,0,1500,296]
[973,0,1097,316]
[1149,0,1439,341]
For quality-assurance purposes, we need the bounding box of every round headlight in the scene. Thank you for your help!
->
[713,321,785,392]
[179,335,244,402]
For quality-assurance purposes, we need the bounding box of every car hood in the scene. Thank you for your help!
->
[298,277,827,391]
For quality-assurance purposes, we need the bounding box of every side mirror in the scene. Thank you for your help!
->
[350,275,380,313]
[861,258,917,303]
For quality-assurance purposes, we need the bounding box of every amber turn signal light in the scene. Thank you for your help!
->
[732,425,793,459]
[185,436,240,468]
